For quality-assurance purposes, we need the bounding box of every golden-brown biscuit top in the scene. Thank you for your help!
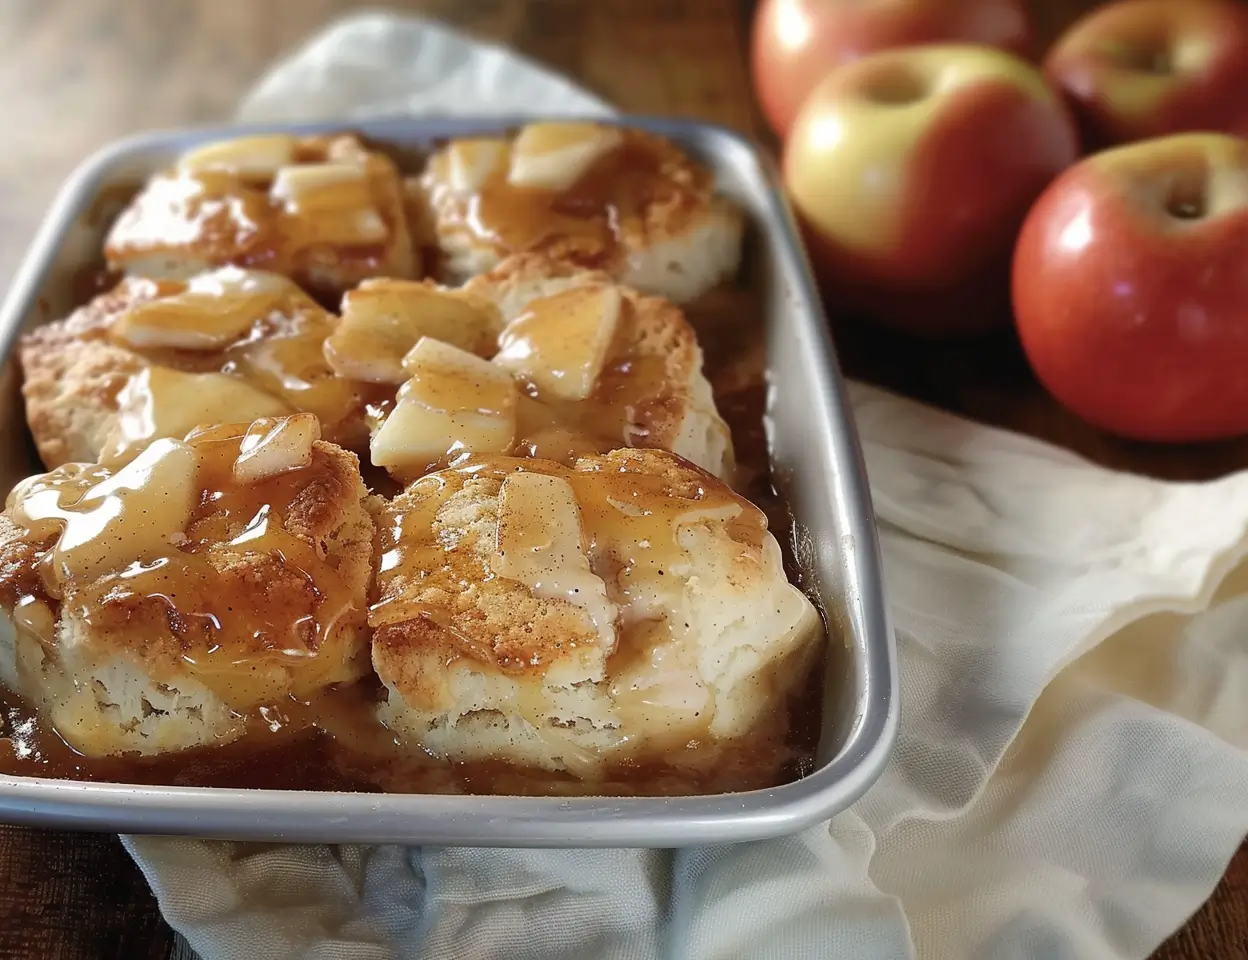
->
[371,449,767,688]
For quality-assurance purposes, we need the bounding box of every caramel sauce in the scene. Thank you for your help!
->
[0,679,811,796]
[70,261,122,305]
[226,314,367,430]
[370,470,487,638]
[137,425,361,706]
[425,127,711,270]
[9,438,199,593]
[107,169,277,262]
[512,396,613,463]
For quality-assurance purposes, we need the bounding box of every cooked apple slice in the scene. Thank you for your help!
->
[326,279,504,384]
[111,269,291,351]
[232,413,322,485]
[177,134,298,179]
[272,163,387,245]
[101,366,292,463]
[494,284,622,401]
[8,436,198,586]
[447,137,510,194]
[370,338,517,474]
[507,122,623,191]
[494,472,617,648]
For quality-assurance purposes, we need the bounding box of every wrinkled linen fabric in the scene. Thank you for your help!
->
[124,15,1248,960]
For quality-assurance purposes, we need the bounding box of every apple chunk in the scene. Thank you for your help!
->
[371,338,518,474]
[494,284,622,401]
[111,267,295,352]
[447,137,510,194]
[177,134,298,179]
[271,162,388,245]
[232,413,322,485]
[507,122,623,191]
[102,366,293,463]
[326,279,504,384]
[494,472,617,649]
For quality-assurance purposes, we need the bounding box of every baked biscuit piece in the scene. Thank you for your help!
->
[370,255,734,483]
[105,133,419,297]
[20,267,376,468]
[370,449,821,777]
[416,122,743,301]
[0,416,374,756]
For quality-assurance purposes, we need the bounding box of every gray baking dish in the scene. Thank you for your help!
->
[0,116,896,846]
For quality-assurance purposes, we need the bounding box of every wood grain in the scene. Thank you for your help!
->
[0,1,1242,958]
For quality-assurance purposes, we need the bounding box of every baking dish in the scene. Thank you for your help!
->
[0,116,896,846]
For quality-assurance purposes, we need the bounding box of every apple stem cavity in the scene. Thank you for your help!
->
[1165,171,1209,220]
[1120,46,1173,75]
[861,67,927,106]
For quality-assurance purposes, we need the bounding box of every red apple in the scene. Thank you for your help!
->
[751,0,1033,138]
[783,44,1079,335]
[1044,0,1248,148]
[1013,133,1248,441]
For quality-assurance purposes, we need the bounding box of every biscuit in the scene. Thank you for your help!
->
[416,123,743,301]
[105,133,419,298]
[370,449,821,776]
[0,416,374,756]
[20,268,376,468]
[467,254,735,479]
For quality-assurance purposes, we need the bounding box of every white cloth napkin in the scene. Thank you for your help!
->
[124,14,1248,960]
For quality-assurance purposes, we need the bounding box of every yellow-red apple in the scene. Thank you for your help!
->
[752,0,1033,138]
[1044,0,1248,148]
[1013,133,1248,441]
[783,44,1079,335]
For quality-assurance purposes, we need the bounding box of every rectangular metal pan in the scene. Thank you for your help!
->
[0,116,897,846]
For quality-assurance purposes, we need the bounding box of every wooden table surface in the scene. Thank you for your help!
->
[0,0,1243,957]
